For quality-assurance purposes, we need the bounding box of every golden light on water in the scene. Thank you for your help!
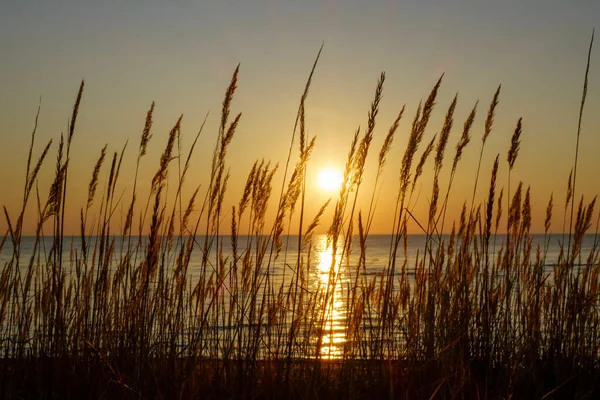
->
[313,235,347,359]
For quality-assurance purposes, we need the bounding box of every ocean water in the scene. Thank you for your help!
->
[1,233,598,358]
[3,233,597,275]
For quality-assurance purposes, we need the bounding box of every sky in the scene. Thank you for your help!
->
[0,0,599,235]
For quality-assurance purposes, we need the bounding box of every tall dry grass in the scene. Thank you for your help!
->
[1,32,599,399]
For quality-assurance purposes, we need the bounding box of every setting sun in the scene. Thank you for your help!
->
[317,167,343,193]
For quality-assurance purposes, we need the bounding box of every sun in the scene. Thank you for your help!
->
[317,168,343,193]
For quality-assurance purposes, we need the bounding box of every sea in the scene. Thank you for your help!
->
[1,233,598,358]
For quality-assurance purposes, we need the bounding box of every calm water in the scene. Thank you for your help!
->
[4,233,596,269]
[1,233,597,358]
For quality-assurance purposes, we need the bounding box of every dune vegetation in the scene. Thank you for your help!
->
[1,34,599,399]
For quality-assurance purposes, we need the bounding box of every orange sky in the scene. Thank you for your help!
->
[1,1,599,235]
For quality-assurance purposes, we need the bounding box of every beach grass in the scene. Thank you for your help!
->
[1,33,599,399]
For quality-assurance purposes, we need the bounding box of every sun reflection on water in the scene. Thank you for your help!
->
[313,235,347,359]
